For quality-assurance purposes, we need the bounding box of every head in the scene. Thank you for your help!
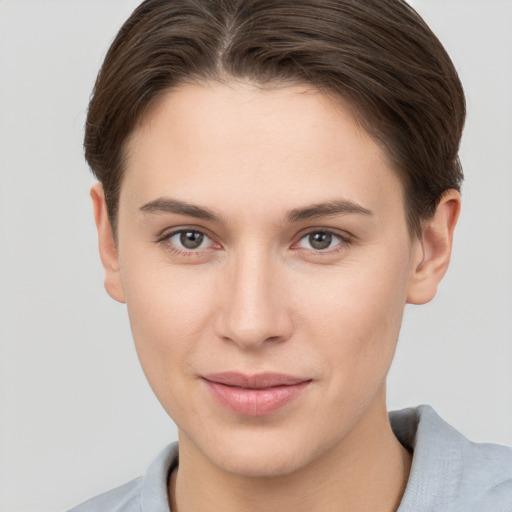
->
[87,0,464,478]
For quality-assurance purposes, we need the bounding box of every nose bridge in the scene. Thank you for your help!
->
[216,243,291,349]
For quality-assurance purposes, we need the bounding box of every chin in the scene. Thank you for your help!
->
[187,422,328,479]
[213,444,311,478]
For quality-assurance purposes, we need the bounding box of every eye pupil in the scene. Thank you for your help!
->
[309,232,332,250]
[180,231,204,249]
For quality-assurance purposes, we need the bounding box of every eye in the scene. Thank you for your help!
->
[296,231,344,251]
[161,229,216,252]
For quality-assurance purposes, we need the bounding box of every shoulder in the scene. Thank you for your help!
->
[67,443,178,512]
[67,477,143,512]
[455,435,512,511]
[391,405,512,512]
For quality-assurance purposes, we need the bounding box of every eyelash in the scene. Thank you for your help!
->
[156,228,353,256]
[156,228,220,256]
[293,229,352,254]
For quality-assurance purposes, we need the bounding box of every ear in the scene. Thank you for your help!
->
[90,183,126,303]
[407,189,461,305]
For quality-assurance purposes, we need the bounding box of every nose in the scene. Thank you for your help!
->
[214,247,293,350]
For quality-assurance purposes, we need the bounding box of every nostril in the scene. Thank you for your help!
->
[264,336,284,344]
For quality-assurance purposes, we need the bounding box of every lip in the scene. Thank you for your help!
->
[202,372,311,417]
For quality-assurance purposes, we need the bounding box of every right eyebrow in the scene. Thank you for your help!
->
[139,197,222,223]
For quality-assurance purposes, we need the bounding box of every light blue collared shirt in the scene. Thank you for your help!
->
[68,405,512,512]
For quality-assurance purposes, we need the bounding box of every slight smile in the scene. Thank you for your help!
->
[202,372,312,417]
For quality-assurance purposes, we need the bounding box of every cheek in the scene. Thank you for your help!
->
[121,259,216,392]
[296,248,412,385]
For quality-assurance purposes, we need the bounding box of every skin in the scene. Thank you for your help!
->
[92,81,460,512]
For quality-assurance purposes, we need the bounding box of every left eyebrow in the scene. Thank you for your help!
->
[286,199,373,223]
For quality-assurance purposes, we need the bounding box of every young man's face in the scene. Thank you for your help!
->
[94,81,453,477]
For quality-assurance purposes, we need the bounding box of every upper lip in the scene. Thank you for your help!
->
[202,372,310,389]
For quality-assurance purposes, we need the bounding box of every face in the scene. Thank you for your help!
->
[103,81,429,477]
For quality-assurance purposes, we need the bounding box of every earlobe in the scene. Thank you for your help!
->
[90,183,126,303]
[407,189,461,305]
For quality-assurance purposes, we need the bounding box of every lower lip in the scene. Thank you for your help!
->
[204,380,310,417]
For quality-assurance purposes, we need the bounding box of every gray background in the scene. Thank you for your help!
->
[0,1,511,510]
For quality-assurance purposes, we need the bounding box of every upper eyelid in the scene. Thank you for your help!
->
[295,227,353,242]
[157,226,213,242]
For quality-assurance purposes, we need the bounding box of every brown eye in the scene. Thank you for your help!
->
[162,229,213,252]
[179,231,205,249]
[308,232,333,250]
[296,231,345,252]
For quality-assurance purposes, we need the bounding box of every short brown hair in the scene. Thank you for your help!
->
[85,0,465,236]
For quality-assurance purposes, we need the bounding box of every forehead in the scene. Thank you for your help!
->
[122,81,405,222]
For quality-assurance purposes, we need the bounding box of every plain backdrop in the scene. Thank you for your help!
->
[0,1,511,511]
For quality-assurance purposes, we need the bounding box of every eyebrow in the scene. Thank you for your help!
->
[139,197,373,224]
[139,197,222,223]
[286,199,373,223]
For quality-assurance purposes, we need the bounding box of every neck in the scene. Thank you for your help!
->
[170,389,411,512]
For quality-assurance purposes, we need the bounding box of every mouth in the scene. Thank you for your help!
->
[201,372,312,417]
